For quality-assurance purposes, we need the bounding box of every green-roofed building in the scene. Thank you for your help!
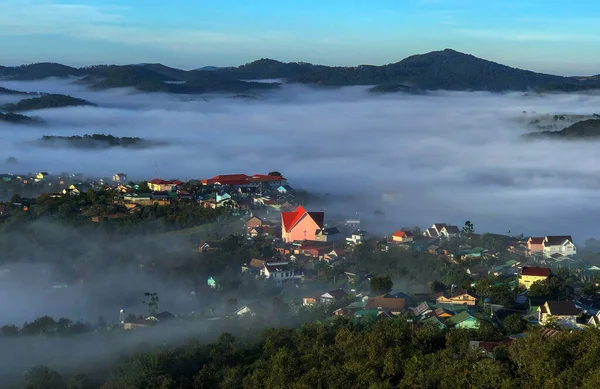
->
[423,316,447,330]
[447,311,480,329]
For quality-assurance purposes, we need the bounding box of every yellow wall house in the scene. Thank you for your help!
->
[538,301,581,328]
[519,266,550,289]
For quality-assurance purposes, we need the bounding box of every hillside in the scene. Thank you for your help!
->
[0,112,44,125]
[2,50,600,92]
[525,119,600,139]
[1,94,95,112]
[82,65,280,94]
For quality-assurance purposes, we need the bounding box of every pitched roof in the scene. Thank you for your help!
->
[393,230,407,238]
[322,289,348,300]
[433,223,447,231]
[447,311,476,324]
[281,206,324,231]
[365,295,406,311]
[544,300,582,316]
[425,228,439,237]
[443,225,460,234]
[529,237,544,244]
[521,266,551,277]
[544,236,574,246]
[249,174,286,182]
[248,258,265,269]
[149,178,182,185]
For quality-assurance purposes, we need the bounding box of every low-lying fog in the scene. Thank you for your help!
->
[2,78,600,241]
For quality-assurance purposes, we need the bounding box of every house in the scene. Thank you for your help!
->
[365,294,406,314]
[538,300,582,328]
[435,291,477,306]
[246,216,264,232]
[196,241,214,253]
[35,172,49,181]
[320,289,348,303]
[519,266,551,289]
[148,179,182,192]
[447,311,480,329]
[391,230,414,243]
[440,225,461,239]
[543,236,576,258]
[527,237,545,254]
[302,297,317,306]
[277,185,294,194]
[315,227,343,243]
[431,223,447,234]
[146,311,176,324]
[260,261,299,285]
[454,247,488,260]
[323,249,346,262]
[207,277,217,289]
[249,226,273,238]
[242,258,266,274]
[112,173,127,182]
[587,311,600,327]
[235,302,269,318]
[281,206,325,243]
[423,316,447,329]
[346,230,368,246]
[467,266,487,280]
[423,228,439,238]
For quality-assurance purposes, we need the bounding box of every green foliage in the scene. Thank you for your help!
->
[143,292,160,316]
[24,366,67,389]
[503,313,527,334]
[462,220,474,236]
[528,277,563,297]
[1,94,95,112]
[370,275,393,294]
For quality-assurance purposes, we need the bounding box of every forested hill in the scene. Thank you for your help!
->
[525,119,600,139]
[2,49,600,92]
[1,94,95,112]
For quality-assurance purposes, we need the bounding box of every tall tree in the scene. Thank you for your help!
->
[143,292,159,316]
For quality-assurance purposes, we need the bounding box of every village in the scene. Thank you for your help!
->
[1,170,600,353]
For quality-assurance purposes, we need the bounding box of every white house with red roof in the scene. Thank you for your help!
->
[281,206,325,243]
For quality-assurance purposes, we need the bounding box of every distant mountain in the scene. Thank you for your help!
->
[369,83,423,94]
[0,112,44,125]
[2,50,600,93]
[1,94,95,112]
[0,62,80,80]
[197,66,222,71]
[81,65,280,94]
[525,119,600,139]
[37,134,165,149]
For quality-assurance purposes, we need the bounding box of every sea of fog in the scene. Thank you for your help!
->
[1,78,600,242]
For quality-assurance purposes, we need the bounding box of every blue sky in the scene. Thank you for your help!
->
[0,0,599,75]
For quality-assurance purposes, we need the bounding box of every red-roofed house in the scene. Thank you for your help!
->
[148,179,182,192]
[281,206,325,243]
[391,230,414,243]
[519,266,551,289]
[201,173,287,188]
[248,174,287,188]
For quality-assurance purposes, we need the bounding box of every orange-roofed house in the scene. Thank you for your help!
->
[527,237,544,254]
[281,206,324,243]
[392,230,414,243]
[148,179,182,192]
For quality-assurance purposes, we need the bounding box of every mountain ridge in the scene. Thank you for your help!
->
[1,49,599,93]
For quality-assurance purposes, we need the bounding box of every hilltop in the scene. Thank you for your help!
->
[1,94,95,112]
[0,112,44,125]
[0,86,36,95]
[2,49,600,93]
[525,119,600,139]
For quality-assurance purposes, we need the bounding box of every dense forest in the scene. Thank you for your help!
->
[0,112,44,125]
[0,86,33,95]
[1,94,95,112]
[525,119,600,139]
[37,134,165,149]
[3,49,600,93]
[12,317,600,389]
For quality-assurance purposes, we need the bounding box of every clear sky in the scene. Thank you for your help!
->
[0,0,599,75]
